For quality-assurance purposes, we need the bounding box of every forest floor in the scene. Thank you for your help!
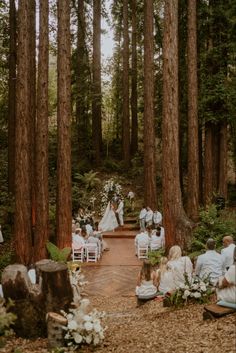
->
[1,297,236,353]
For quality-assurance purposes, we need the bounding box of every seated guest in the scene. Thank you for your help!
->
[87,232,101,246]
[153,210,162,228]
[221,235,236,272]
[145,206,153,227]
[195,238,224,285]
[150,227,164,250]
[136,260,157,297]
[217,247,236,304]
[167,245,193,287]
[72,228,85,248]
[135,228,150,255]
[155,257,175,294]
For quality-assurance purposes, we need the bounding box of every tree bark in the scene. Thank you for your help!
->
[56,0,72,248]
[35,0,49,261]
[122,0,130,166]
[92,0,102,165]
[186,0,199,221]
[8,0,16,195]
[218,121,228,199]
[162,0,193,250]
[15,0,32,265]
[144,0,157,210]
[204,121,214,205]
[47,312,67,348]
[131,0,138,156]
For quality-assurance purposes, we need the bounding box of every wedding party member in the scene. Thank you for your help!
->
[217,247,236,303]
[139,206,147,231]
[167,245,193,288]
[116,198,124,226]
[153,210,162,228]
[155,257,175,295]
[98,201,119,232]
[145,206,153,227]
[127,190,135,210]
[195,239,224,285]
[136,260,157,297]
[221,235,236,271]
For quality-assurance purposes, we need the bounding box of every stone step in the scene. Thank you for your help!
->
[103,230,137,239]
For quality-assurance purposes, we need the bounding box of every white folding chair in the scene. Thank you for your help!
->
[85,243,98,262]
[137,241,149,259]
[72,243,85,262]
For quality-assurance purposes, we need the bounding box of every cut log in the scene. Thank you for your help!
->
[47,312,67,348]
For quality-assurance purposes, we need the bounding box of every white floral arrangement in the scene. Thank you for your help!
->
[100,178,122,213]
[62,299,106,349]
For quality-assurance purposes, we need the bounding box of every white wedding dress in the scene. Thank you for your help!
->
[98,202,119,232]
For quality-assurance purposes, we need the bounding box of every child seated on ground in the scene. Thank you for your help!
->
[136,260,157,297]
[155,257,175,295]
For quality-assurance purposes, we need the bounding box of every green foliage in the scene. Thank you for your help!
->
[191,205,236,254]
[74,171,101,191]
[46,242,71,263]
[0,248,13,279]
[0,299,17,336]
[148,248,165,266]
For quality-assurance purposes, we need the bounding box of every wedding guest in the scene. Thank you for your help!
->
[155,257,175,294]
[195,238,224,285]
[145,207,153,227]
[153,210,162,228]
[135,229,150,255]
[139,206,147,231]
[136,260,157,297]
[85,222,93,237]
[72,228,85,248]
[150,227,164,250]
[167,245,193,287]
[217,247,236,303]
[221,235,236,271]
[127,191,135,210]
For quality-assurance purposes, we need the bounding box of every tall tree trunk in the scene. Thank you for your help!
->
[35,0,49,261]
[8,0,16,195]
[28,0,36,233]
[131,0,138,156]
[56,0,72,248]
[92,0,102,165]
[144,0,157,210]
[204,121,213,205]
[186,0,199,221]
[162,0,192,250]
[15,0,32,265]
[218,122,228,199]
[122,0,130,166]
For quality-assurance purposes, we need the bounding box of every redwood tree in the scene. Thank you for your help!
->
[92,0,102,165]
[122,0,130,166]
[131,0,138,156]
[35,0,49,261]
[14,0,32,264]
[56,0,72,248]
[186,0,199,221]
[162,0,192,250]
[143,0,157,209]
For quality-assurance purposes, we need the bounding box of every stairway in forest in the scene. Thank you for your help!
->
[102,217,139,239]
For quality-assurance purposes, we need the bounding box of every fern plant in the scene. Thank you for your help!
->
[0,299,17,336]
[46,242,71,263]
[74,171,101,190]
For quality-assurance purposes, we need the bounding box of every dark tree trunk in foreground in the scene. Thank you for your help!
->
[144,0,157,210]
[56,0,72,248]
[131,0,138,156]
[92,0,102,165]
[162,0,192,250]
[122,0,130,166]
[8,0,16,195]
[218,122,228,199]
[186,0,199,221]
[204,121,214,205]
[35,0,49,261]
[15,0,32,265]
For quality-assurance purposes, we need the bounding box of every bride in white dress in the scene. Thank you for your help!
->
[98,201,119,232]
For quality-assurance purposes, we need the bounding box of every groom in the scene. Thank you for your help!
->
[116,198,124,226]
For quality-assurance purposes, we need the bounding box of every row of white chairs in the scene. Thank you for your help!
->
[72,243,102,263]
[137,241,162,260]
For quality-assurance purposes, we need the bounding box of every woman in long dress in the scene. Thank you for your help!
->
[98,201,119,232]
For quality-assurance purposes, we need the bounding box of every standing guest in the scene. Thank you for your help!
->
[127,191,135,211]
[195,238,224,285]
[116,198,124,226]
[136,260,157,297]
[153,210,162,228]
[145,206,153,227]
[221,235,236,271]
[85,222,93,237]
[139,206,147,231]
[167,245,193,288]
[216,247,236,304]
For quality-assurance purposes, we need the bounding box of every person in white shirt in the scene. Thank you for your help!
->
[127,191,135,211]
[116,198,124,226]
[135,230,150,255]
[195,238,224,285]
[217,247,236,303]
[72,228,85,249]
[167,245,193,288]
[145,207,153,227]
[150,227,164,250]
[221,235,236,271]
[155,257,175,294]
[139,206,147,231]
[153,210,162,228]
[85,223,93,237]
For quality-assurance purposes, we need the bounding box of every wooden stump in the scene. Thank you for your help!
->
[47,312,67,348]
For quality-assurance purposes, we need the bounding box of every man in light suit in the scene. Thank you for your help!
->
[116,198,124,226]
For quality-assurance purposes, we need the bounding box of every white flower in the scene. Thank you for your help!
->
[84,321,93,331]
[68,320,78,331]
[93,335,100,345]
[179,283,185,289]
[193,292,201,298]
[73,332,83,344]
[184,285,190,290]
[192,284,199,290]
[93,322,102,333]
[83,315,92,322]
[85,334,92,344]
[182,289,191,299]
[67,313,73,320]
[200,284,207,292]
